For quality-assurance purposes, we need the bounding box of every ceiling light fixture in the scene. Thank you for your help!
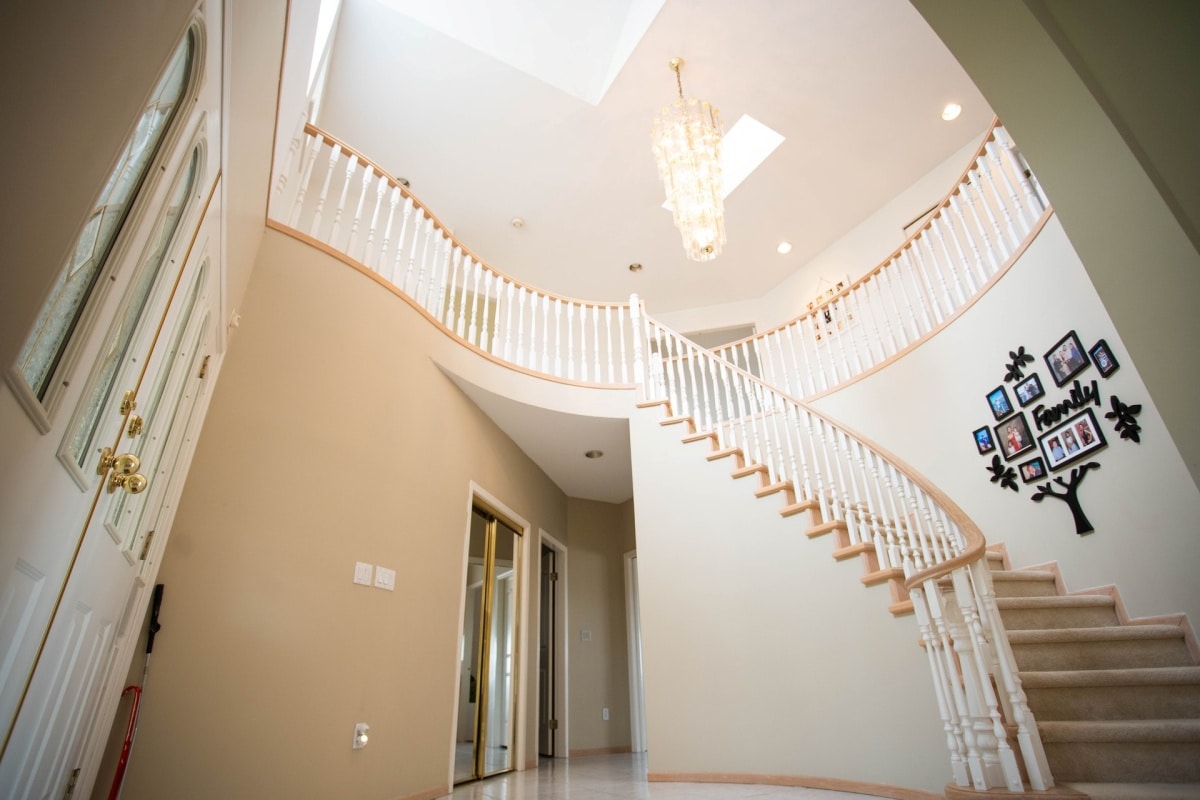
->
[941,103,962,121]
[777,242,792,255]
[628,262,643,273]
[651,58,725,263]
[585,450,604,459]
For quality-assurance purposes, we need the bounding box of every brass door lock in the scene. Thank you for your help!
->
[97,448,148,494]
[127,414,144,438]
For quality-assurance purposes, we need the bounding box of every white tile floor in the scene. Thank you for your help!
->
[446,753,891,799]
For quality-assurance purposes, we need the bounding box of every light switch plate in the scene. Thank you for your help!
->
[374,566,396,591]
[354,562,373,586]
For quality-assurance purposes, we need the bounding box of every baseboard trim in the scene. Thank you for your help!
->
[569,746,633,757]
[647,771,942,800]
[390,785,447,800]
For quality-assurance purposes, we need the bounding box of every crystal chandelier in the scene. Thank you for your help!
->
[651,58,725,262]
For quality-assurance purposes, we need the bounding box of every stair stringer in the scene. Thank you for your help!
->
[628,400,950,795]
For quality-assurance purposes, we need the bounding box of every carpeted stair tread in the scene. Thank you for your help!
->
[1008,624,1184,645]
[989,570,1059,597]
[997,594,1120,629]
[1039,718,1200,742]
[997,595,1114,610]
[1022,666,1200,688]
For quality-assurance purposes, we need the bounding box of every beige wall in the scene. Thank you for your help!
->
[565,498,636,753]
[912,0,1200,489]
[120,232,569,799]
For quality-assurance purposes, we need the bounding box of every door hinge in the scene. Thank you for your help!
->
[62,768,80,800]
[139,530,156,561]
[120,389,137,415]
[548,719,558,730]
[548,572,558,582]
[198,354,211,380]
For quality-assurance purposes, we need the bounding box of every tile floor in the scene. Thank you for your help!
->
[445,752,891,799]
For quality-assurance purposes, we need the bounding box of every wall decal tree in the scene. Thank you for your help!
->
[1030,461,1101,535]
[1105,395,1143,443]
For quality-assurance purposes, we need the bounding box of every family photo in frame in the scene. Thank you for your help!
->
[1019,456,1047,483]
[974,426,996,455]
[987,385,1013,421]
[1038,408,1107,471]
[1014,373,1045,407]
[995,412,1035,460]
[1090,338,1120,377]
[1045,330,1090,387]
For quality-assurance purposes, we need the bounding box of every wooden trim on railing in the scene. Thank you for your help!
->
[803,207,1053,403]
[266,219,637,392]
[717,118,1004,351]
[301,123,630,310]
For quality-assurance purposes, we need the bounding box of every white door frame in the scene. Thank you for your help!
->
[624,550,647,753]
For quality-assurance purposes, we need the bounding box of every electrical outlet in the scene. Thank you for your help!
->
[602,707,609,721]
[374,566,396,591]
[353,562,373,586]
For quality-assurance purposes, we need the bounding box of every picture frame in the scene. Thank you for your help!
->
[994,412,1036,461]
[1038,408,1107,471]
[1089,338,1120,378]
[1018,456,1047,484]
[986,385,1014,421]
[973,426,996,455]
[1014,373,1045,407]
[1044,330,1090,387]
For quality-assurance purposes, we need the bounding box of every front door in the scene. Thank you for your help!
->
[0,153,219,799]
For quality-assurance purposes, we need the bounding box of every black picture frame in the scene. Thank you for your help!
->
[995,412,1036,461]
[974,426,996,455]
[986,385,1014,421]
[1038,408,1107,471]
[1044,330,1090,387]
[1089,339,1120,378]
[1018,456,1047,484]
[1014,373,1045,407]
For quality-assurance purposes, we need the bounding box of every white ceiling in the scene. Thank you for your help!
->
[313,0,993,504]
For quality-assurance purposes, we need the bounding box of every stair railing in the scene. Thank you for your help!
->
[269,124,639,386]
[714,120,1048,399]
[631,301,1053,793]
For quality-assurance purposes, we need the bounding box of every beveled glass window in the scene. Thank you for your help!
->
[16,31,194,402]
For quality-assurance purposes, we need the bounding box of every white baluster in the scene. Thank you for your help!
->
[985,138,1029,239]
[994,126,1044,218]
[541,295,551,373]
[414,217,433,303]
[969,162,1010,260]
[327,154,357,250]
[566,303,575,380]
[478,271,493,351]
[388,197,414,285]
[906,242,945,326]
[468,259,483,346]
[578,304,588,382]
[592,305,602,383]
[434,234,453,323]
[362,173,387,265]
[605,307,615,384]
[515,288,528,366]
[456,256,470,338]
[526,291,539,369]
[489,275,503,355]
[272,112,307,212]
[503,281,515,361]
[628,294,644,392]
[962,173,1001,274]
[346,165,374,259]
[309,143,342,238]
[376,187,401,278]
[444,247,462,329]
[553,299,563,377]
[618,306,629,384]
[288,133,324,229]
[949,192,990,288]
[930,214,968,306]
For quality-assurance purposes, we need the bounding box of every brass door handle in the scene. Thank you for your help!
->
[97,448,148,494]
[109,471,148,495]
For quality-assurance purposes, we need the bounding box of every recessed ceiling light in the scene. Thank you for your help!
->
[776,242,792,255]
[511,217,525,229]
[585,450,604,459]
[628,263,643,273]
[942,103,962,121]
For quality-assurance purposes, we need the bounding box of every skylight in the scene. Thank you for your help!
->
[663,114,785,210]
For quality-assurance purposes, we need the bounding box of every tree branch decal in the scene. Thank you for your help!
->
[987,454,1019,492]
[1004,346,1035,382]
[1031,461,1101,535]
[1104,395,1142,443]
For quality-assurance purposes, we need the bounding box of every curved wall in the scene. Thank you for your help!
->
[813,215,1200,626]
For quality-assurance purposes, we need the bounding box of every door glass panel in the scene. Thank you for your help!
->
[454,509,488,784]
[16,33,193,401]
[483,519,518,777]
[66,147,199,471]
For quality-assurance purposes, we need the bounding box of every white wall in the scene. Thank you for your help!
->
[814,216,1200,626]
[654,130,987,337]
[629,408,948,793]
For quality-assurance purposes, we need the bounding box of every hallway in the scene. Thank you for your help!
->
[447,753,894,799]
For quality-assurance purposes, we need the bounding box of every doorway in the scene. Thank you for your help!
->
[537,531,567,759]
[454,505,521,784]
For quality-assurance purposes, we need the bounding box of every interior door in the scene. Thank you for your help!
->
[454,507,521,784]
[0,156,217,799]
[538,545,555,757]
